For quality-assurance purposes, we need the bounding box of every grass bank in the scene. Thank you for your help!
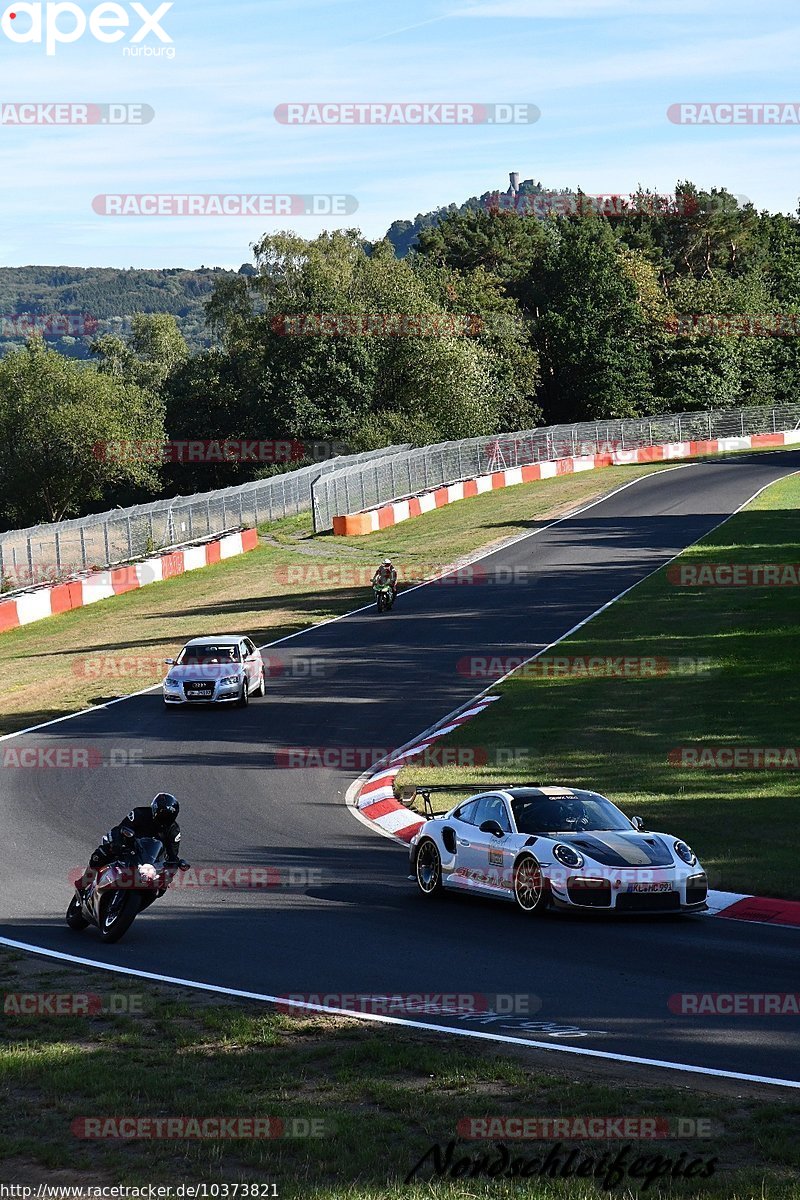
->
[395,472,800,899]
[0,947,798,1197]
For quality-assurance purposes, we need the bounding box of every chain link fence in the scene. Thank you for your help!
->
[4,401,799,589]
[311,403,800,532]
[0,444,411,591]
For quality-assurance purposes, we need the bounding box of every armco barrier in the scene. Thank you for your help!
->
[332,431,800,535]
[0,528,259,635]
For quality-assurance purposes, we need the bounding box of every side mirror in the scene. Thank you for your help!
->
[164,658,175,665]
[399,786,417,806]
[480,819,505,838]
[631,815,645,831]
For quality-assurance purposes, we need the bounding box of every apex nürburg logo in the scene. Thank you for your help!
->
[0,3,174,56]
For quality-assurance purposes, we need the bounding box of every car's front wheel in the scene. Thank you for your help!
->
[414,839,443,897]
[238,679,249,708]
[513,855,548,915]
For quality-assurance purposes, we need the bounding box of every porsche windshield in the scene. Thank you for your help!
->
[511,793,631,834]
[177,644,240,665]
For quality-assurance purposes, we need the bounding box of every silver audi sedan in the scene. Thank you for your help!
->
[163,635,265,707]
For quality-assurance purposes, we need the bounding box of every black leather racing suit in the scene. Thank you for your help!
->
[79,807,183,891]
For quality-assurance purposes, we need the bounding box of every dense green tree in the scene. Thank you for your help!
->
[0,340,163,528]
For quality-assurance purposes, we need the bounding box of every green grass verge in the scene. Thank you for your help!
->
[396,472,800,899]
[0,459,685,736]
[1,948,798,1196]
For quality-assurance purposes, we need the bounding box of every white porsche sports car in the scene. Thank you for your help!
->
[408,785,708,915]
[163,635,266,706]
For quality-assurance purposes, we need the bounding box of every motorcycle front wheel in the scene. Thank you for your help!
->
[98,891,141,943]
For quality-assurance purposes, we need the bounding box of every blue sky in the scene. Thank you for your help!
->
[1,0,798,268]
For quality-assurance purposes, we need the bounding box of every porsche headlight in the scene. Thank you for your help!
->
[553,844,584,869]
[674,840,696,866]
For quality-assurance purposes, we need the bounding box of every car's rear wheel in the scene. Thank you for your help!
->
[513,855,548,915]
[252,668,265,697]
[415,839,443,897]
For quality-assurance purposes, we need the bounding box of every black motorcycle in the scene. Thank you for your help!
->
[66,835,188,944]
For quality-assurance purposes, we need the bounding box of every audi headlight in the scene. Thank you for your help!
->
[553,844,584,869]
[221,674,242,686]
[164,677,181,690]
[674,840,696,866]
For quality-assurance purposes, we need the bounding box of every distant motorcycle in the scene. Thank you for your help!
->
[373,580,395,613]
[66,834,188,944]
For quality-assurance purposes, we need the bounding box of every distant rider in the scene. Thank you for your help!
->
[78,793,188,893]
[372,558,398,603]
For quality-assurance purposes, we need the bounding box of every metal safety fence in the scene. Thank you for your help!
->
[0,443,411,590]
[310,403,800,531]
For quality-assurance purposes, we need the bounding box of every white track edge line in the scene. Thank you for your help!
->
[1,936,797,1090]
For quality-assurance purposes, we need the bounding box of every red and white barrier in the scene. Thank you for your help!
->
[0,528,259,635]
[332,431,800,536]
[355,697,500,843]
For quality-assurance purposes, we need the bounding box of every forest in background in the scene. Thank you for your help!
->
[2,176,800,531]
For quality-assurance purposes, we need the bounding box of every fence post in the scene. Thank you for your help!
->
[80,526,87,571]
[126,515,133,558]
[311,475,322,533]
[104,521,110,564]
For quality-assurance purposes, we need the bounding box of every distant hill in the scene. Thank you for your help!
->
[0,265,247,359]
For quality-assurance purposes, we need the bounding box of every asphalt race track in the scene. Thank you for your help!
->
[2,452,800,1087]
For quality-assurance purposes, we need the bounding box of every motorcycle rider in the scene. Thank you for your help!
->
[77,793,188,894]
[372,558,398,603]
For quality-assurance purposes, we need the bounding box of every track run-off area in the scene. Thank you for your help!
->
[2,451,799,1090]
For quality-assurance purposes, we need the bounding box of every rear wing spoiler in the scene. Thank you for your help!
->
[398,782,543,820]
